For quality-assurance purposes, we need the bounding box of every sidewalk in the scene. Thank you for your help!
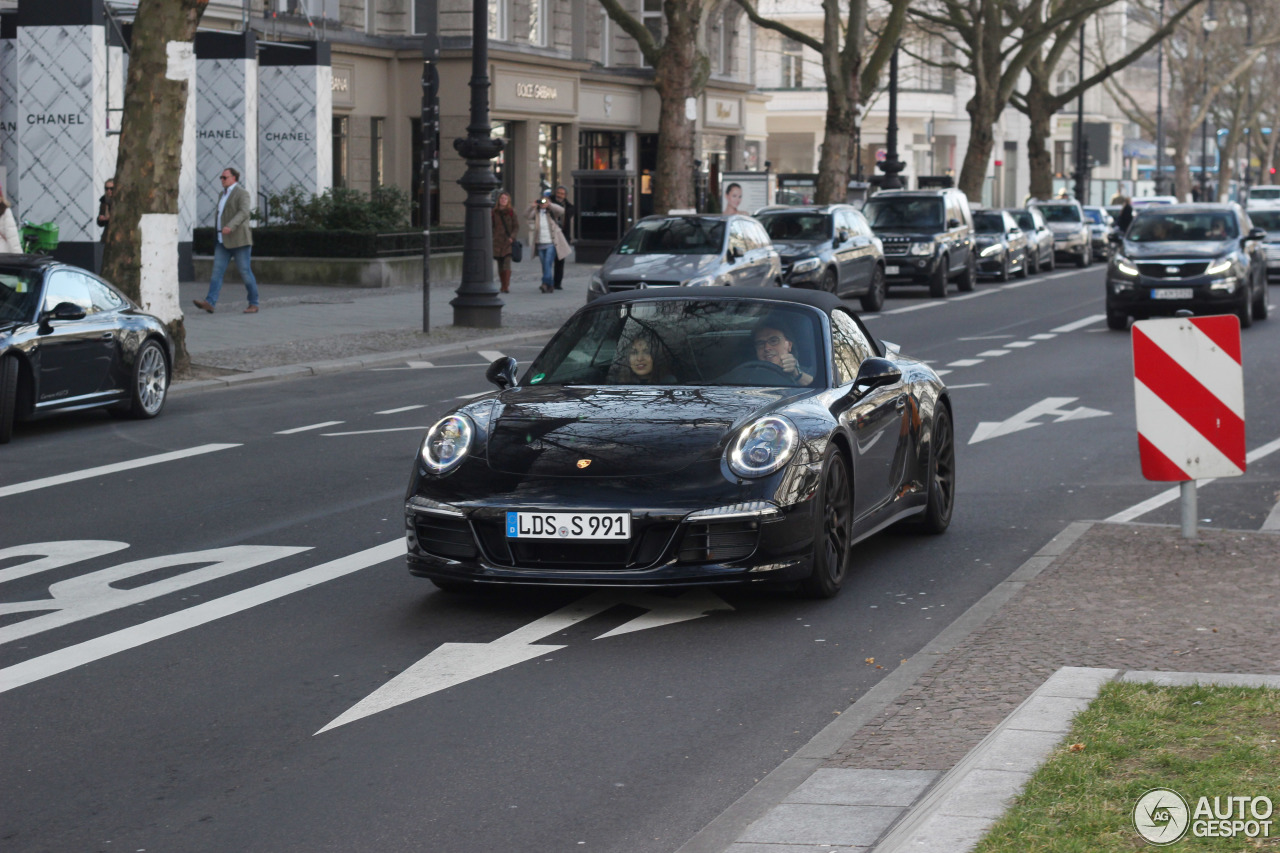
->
[172,260,1280,852]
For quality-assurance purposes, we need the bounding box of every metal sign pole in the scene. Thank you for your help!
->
[1181,480,1197,539]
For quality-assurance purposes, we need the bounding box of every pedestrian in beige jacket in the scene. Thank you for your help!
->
[526,191,570,293]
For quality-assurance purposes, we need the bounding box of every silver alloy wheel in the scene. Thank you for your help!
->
[136,343,167,416]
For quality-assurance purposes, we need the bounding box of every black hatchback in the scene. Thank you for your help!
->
[0,255,174,442]
[1104,204,1270,330]
[755,205,887,311]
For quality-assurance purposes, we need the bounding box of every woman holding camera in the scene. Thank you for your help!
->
[525,190,571,293]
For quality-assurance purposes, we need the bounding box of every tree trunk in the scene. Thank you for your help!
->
[650,2,707,213]
[1024,77,1056,202]
[100,0,206,373]
[959,95,998,201]
[815,84,855,204]
[1172,137,1192,202]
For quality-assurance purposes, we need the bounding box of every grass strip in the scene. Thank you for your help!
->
[973,681,1280,851]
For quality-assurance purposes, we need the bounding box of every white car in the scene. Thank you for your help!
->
[1246,186,1280,207]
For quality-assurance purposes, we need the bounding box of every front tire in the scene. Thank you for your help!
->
[996,254,1011,282]
[859,265,886,312]
[1015,250,1029,279]
[929,258,950,298]
[800,448,852,599]
[916,406,955,534]
[958,255,977,292]
[821,268,839,294]
[1106,307,1128,331]
[127,340,169,419]
[1252,275,1269,320]
[1238,289,1255,329]
[0,355,17,444]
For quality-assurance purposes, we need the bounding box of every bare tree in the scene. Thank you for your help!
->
[909,0,1116,200]
[597,0,711,213]
[731,0,911,203]
[100,0,207,373]
[1011,0,1204,201]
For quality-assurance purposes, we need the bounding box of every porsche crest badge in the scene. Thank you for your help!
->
[576,459,592,469]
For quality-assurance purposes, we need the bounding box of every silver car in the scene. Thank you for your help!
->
[1030,200,1092,268]
[587,214,782,301]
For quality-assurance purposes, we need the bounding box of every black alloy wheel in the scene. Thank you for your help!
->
[0,355,17,444]
[958,255,977,292]
[1238,287,1255,329]
[821,267,839,294]
[860,265,886,312]
[929,257,950,298]
[800,448,852,599]
[917,406,956,534]
[996,253,1011,282]
[1027,248,1040,275]
[1016,249,1029,279]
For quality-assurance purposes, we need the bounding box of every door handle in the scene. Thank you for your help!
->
[100,333,115,340]
[894,395,907,410]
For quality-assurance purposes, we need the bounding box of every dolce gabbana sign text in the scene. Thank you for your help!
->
[516,82,558,100]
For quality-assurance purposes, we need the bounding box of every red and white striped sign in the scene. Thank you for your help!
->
[1132,316,1246,481]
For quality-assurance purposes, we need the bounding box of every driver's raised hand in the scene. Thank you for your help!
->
[777,351,801,377]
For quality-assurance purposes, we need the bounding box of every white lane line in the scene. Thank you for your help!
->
[477,350,505,362]
[947,359,984,368]
[1263,500,1280,531]
[882,301,947,316]
[1005,341,1036,348]
[1051,315,1106,333]
[0,444,240,500]
[946,383,990,389]
[322,426,427,436]
[456,391,491,400]
[958,335,1013,341]
[1107,435,1280,523]
[0,540,405,695]
[976,350,1011,357]
[1029,333,1057,340]
[276,421,344,435]
[376,405,426,415]
[370,361,436,371]
[998,279,1038,290]
[934,369,953,376]
[952,289,999,301]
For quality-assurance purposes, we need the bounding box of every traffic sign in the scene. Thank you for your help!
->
[1132,316,1245,481]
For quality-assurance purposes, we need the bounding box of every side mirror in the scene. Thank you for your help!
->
[41,301,87,323]
[486,356,519,390]
[1108,232,1122,244]
[947,218,961,229]
[850,357,902,397]
[1245,226,1267,243]
[729,245,745,260]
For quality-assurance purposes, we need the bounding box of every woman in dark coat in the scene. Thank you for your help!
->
[492,191,518,293]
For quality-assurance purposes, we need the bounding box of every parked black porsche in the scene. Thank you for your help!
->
[404,288,954,599]
[0,254,173,443]
[1104,203,1270,330]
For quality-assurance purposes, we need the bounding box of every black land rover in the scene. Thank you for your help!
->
[862,189,977,297]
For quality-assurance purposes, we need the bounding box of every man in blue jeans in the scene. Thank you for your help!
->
[193,167,260,314]
[525,190,569,293]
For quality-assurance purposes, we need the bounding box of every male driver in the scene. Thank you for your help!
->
[194,167,260,314]
[753,321,813,386]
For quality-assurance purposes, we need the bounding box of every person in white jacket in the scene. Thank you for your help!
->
[0,186,21,254]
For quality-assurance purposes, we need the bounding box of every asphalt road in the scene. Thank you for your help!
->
[2,268,1278,853]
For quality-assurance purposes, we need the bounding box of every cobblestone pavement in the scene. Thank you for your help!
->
[828,522,1280,774]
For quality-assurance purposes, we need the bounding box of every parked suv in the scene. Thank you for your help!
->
[862,188,976,297]
[1030,200,1092,267]
[755,205,887,311]
[587,214,781,301]
[1105,203,1269,329]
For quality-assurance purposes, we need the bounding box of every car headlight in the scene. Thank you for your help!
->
[1205,257,1233,276]
[420,414,474,474]
[727,415,799,478]
[1209,277,1238,292]
[1114,256,1139,277]
[909,242,934,256]
[980,243,1003,257]
[791,258,820,274]
[684,275,716,287]
[589,274,605,293]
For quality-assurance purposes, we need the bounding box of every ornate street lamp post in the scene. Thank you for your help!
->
[1155,0,1166,196]
[1200,4,1217,202]
[876,41,906,190]
[450,0,505,327]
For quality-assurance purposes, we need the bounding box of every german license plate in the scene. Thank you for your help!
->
[885,265,899,275]
[506,511,631,540]
[1151,288,1193,300]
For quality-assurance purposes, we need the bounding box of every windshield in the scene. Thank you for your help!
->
[1083,208,1106,224]
[1250,188,1280,201]
[757,212,831,242]
[523,299,827,388]
[0,269,41,324]
[1035,205,1083,223]
[616,217,726,256]
[973,213,1005,234]
[1010,211,1034,230]
[1250,209,1280,231]
[1128,212,1239,242]
[862,198,944,230]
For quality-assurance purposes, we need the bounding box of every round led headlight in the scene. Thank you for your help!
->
[420,414,474,474]
[728,415,799,478]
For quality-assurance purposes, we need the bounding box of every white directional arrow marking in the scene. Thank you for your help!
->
[969,397,1111,444]
[316,588,733,734]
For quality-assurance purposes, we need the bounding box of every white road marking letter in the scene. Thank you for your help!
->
[0,541,131,584]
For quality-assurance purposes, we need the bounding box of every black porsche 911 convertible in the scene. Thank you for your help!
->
[404,288,954,598]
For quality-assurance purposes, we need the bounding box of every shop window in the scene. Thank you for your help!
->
[599,7,611,66]
[371,117,385,188]
[539,123,563,193]
[642,0,663,63]
[333,115,349,189]
[529,0,547,46]
[490,0,509,41]
[579,131,626,171]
